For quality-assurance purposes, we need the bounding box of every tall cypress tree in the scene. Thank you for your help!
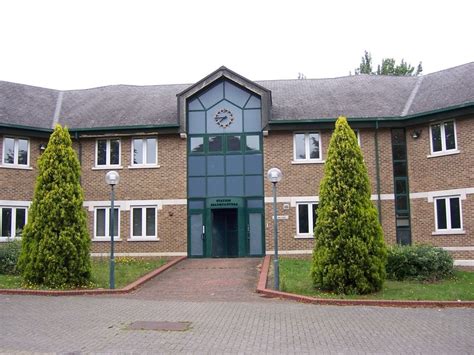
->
[18,125,91,287]
[311,117,387,294]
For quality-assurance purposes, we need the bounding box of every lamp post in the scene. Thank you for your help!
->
[105,171,120,289]
[267,167,282,290]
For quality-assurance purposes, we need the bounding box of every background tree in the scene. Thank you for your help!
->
[355,51,422,76]
[18,125,91,287]
[311,116,387,294]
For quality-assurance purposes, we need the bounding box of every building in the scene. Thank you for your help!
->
[1,64,473,260]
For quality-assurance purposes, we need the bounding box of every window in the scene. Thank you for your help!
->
[96,139,120,166]
[95,207,119,239]
[296,202,318,236]
[434,196,462,232]
[0,206,27,239]
[131,206,157,239]
[132,138,158,166]
[2,137,29,167]
[430,121,457,154]
[293,132,321,162]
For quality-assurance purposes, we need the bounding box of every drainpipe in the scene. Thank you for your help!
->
[374,121,382,224]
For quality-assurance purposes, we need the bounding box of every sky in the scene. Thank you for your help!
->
[1,0,473,90]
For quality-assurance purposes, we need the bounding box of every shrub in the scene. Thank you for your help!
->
[386,244,454,281]
[311,116,387,294]
[0,239,22,275]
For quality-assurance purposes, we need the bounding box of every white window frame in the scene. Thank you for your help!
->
[130,137,159,168]
[433,196,463,234]
[429,120,458,156]
[2,137,30,168]
[292,132,323,164]
[94,138,121,168]
[0,206,28,240]
[295,202,318,238]
[93,207,121,240]
[129,206,158,241]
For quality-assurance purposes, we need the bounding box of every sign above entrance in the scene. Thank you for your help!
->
[207,197,243,209]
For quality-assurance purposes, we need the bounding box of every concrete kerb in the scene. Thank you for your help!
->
[0,256,187,296]
[256,255,474,308]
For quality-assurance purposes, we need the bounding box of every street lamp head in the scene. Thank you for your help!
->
[105,171,120,186]
[267,167,283,183]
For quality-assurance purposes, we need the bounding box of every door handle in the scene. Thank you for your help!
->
[201,225,205,240]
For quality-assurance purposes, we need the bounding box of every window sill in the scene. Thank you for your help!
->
[427,150,460,158]
[92,166,123,170]
[127,165,161,169]
[127,237,160,242]
[92,238,122,242]
[294,235,314,239]
[0,237,22,242]
[0,164,33,170]
[291,160,325,165]
[432,230,465,235]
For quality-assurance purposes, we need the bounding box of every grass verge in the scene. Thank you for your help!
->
[0,257,167,290]
[279,258,474,301]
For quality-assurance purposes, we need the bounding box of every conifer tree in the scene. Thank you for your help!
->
[18,125,91,287]
[311,117,387,294]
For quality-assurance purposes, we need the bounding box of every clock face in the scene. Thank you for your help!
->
[214,108,234,128]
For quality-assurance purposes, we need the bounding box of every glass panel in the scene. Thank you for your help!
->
[444,122,456,150]
[393,162,407,177]
[309,133,320,159]
[248,199,264,209]
[15,208,26,236]
[190,214,203,256]
[449,198,461,229]
[392,145,406,161]
[1,208,12,237]
[243,109,261,132]
[245,176,263,196]
[249,213,263,255]
[112,208,119,236]
[298,204,309,234]
[431,124,442,152]
[132,208,142,236]
[97,140,107,165]
[190,137,204,153]
[245,95,261,109]
[436,199,447,230]
[208,136,223,152]
[110,139,120,165]
[395,179,407,194]
[188,156,206,177]
[146,208,155,236]
[396,218,410,227]
[244,154,263,175]
[146,138,157,164]
[188,200,204,209]
[188,177,206,197]
[207,177,225,197]
[188,111,206,134]
[226,176,244,196]
[226,155,243,175]
[391,129,405,145]
[3,138,14,164]
[17,139,28,165]
[246,135,260,151]
[396,196,408,211]
[294,133,306,160]
[133,139,143,164]
[207,155,225,176]
[227,136,241,151]
[199,82,223,109]
[96,209,106,237]
[224,81,251,108]
[312,204,318,230]
[188,98,204,110]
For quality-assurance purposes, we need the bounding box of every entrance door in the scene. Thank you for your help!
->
[211,208,238,257]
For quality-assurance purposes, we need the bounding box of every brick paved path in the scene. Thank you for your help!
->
[1,295,473,353]
[125,258,265,302]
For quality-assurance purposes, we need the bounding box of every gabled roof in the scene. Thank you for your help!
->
[0,62,473,132]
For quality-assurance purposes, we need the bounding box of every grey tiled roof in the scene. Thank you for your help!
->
[0,62,472,130]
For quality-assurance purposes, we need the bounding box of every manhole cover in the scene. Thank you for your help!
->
[128,321,191,331]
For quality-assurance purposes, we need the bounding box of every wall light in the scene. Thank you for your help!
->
[411,130,421,139]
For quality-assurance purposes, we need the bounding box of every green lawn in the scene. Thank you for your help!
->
[279,258,474,301]
[0,257,167,290]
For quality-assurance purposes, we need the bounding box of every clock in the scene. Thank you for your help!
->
[214,108,234,128]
